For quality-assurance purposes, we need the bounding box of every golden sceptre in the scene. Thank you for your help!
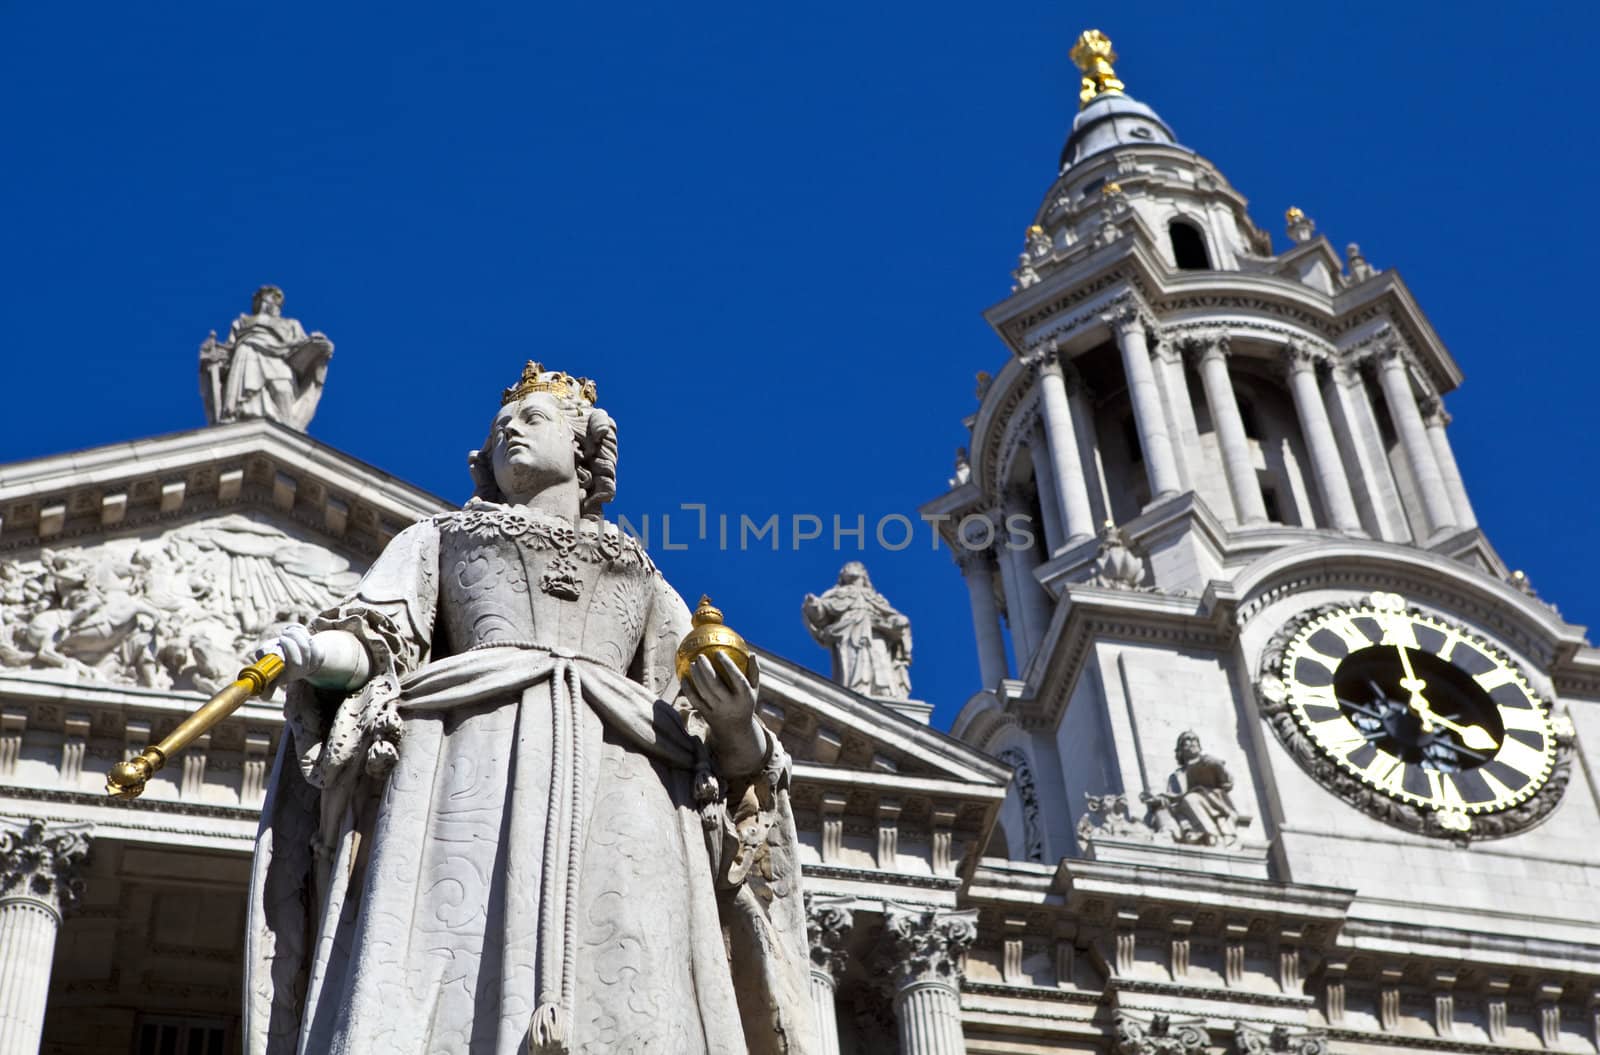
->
[105,652,286,799]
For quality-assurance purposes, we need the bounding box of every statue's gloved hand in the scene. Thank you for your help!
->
[684,652,769,778]
[253,625,371,691]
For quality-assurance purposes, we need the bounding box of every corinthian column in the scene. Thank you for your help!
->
[881,903,978,1055]
[0,818,91,1055]
[1421,397,1477,530]
[1034,346,1096,545]
[1190,331,1268,524]
[1105,304,1181,502]
[1373,339,1456,536]
[1283,343,1361,532]
[805,896,853,1055]
[955,546,1010,688]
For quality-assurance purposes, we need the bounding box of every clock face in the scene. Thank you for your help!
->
[1277,592,1556,830]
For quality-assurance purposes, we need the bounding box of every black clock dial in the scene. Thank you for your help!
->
[1330,645,1503,773]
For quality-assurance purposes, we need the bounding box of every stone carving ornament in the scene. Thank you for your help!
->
[199,285,333,431]
[246,362,814,1054]
[878,903,978,990]
[1233,1022,1328,1055]
[0,818,92,916]
[0,516,360,693]
[1114,1011,1210,1055]
[801,562,913,700]
[996,748,1046,862]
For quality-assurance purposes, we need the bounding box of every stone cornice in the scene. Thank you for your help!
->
[0,420,451,560]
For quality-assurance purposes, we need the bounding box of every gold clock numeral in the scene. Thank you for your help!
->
[1374,611,1420,650]
[1311,717,1371,755]
[1475,766,1518,805]
[1293,683,1338,708]
[1362,750,1406,793]
[1325,616,1373,654]
[1493,737,1549,783]
[1431,627,1464,663]
[1423,768,1468,811]
[1473,667,1518,692]
[1498,705,1546,734]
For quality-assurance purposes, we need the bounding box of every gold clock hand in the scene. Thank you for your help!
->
[1393,644,1435,731]
[1421,709,1499,752]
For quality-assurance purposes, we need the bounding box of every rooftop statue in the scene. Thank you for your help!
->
[200,285,333,431]
[802,561,912,700]
[244,362,815,1054]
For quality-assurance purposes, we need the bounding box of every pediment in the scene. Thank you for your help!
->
[0,421,450,694]
[753,649,1009,788]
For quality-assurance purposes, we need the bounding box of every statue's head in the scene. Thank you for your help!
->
[838,561,870,587]
[252,284,285,316]
[1175,730,1202,765]
[469,361,616,519]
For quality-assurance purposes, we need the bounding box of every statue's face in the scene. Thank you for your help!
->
[1176,734,1201,765]
[489,393,576,503]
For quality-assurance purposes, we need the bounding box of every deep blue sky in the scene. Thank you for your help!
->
[3,3,1594,729]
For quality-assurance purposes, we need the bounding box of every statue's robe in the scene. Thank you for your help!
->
[804,585,909,699]
[219,313,324,429]
[245,500,815,1055]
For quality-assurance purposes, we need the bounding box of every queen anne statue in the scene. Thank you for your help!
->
[246,363,815,1054]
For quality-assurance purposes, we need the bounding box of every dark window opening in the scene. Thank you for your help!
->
[1262,486,1283,524]
[135,1017,226,1055]
[1169,219,1211,270]
[1238,398,1262,440]
[1121,414,1143,464]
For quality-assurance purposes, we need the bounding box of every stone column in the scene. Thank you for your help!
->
[1065,376,1112,523]
[956,547,1010,687]
[1421,397,1477,530]
[1034,349,1096,545]
[1105,303,1181,501]
[1283,343,1362,532]
[1190,331,1268,524]
[1373,340,1456,536]
[806,896,853,1055]
[0,818,91,1055]
[881,903,977,1055]
[1000,489,1049,665]
[1026,431,1064,555]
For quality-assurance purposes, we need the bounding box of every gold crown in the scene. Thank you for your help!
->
[501,360,599,407]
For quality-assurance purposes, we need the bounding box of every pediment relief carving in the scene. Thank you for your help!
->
[0,513,364,693]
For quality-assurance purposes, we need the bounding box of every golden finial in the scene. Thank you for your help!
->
[501,360,599,407]
[1070,29,1125,109]
[1284,206,1315,243]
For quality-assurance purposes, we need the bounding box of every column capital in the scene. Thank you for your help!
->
[880,903,978,990]
[0,817,92,918]
[1281,339,1324,375]
[1419,395,1450,427]
[1173,327,1230,366]
[806,894,855,985]
[1100,294,1154,337]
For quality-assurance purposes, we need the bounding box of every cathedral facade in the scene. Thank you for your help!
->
[1,30,1596,1055]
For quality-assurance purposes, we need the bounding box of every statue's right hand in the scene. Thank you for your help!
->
[253,623,323,683]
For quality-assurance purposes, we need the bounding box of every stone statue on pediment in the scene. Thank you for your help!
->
[200,285,333,431]
[803,562,912,700]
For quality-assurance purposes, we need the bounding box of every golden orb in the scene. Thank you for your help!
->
[675,595,753,687]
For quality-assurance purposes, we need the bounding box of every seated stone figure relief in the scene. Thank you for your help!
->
[1077,732,1253,849]
[1141,731,1254,846]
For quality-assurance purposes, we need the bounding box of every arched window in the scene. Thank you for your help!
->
[1169,219,1211,270]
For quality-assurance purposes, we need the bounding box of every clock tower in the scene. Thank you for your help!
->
[924,28,1600,1046]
